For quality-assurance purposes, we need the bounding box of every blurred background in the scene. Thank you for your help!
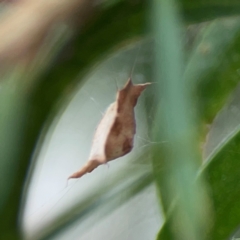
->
[1,1,240,240]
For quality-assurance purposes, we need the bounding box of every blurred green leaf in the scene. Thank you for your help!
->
[185,17,240,125]
[157,13,240,240]
[153,0,211,240]
[0,71,28,239]
[186,18,240,239]
[202,126,240,239]
[0,29,72,240]
[180,1,240,22]
[204,84,240,160]
[202,79,240,238]
[158,80,240,240]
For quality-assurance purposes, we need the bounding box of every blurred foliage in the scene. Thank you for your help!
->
[1,0,240,239]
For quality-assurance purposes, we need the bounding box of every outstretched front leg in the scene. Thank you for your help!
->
[68,159,102,179]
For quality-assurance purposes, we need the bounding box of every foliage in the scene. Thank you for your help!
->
[1,0,240,239]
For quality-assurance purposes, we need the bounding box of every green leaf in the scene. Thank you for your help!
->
[185,17,240,125]
[180,1,240,22]
[0,70,29,239]
[204,84,240,161]
[157,15,240,240]
[153,0,211,240]
[202,127,240,239]
[158,81,240,239]
[203,78,240,238]
[188,20,240,239]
